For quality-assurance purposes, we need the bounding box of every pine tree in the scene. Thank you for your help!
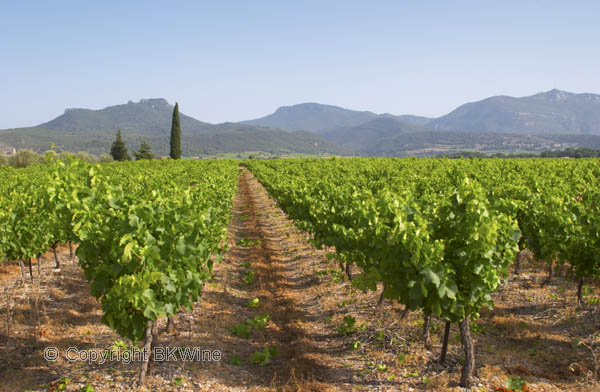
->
[134,140,155,160]
[110,129,130,161]
[170,103,181,159]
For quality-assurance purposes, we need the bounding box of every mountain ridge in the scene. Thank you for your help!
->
[428,89,600,135]
[242,102,381,133]
[38,98,212,135]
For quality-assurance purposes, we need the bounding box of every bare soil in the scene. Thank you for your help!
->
[1,169,599,391]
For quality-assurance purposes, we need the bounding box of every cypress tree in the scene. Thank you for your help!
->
[134,139,155,160]
[170,102,181,159]
[110,129,130,161]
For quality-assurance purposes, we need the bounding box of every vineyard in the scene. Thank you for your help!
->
[1,157,600,391]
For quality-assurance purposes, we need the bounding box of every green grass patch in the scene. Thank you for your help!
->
[250,346,278,366]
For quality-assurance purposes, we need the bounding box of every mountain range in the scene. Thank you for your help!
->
[243,89,600,155]
[2,89,600,157]
[0,99,346,157]
[245,89,600,136]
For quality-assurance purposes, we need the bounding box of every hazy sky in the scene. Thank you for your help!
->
[1,1,599,128]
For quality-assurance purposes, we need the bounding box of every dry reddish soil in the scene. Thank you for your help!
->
[0,169,599,391]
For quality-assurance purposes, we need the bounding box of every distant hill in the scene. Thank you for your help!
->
[243,102,434,133]
[429,89,600,135]
[39,98,211,135]
[243,103,380,132]
[0,99,347,157]
[319,114,600,157]
[319,117,430,152]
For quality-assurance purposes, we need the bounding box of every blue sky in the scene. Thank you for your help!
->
[1,1,599,128]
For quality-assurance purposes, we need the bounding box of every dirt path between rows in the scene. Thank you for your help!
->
[221,168,352,389]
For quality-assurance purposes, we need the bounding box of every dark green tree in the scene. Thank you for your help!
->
[170,102,181,159]
[134,140,155,160]
[110,129,130,161]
